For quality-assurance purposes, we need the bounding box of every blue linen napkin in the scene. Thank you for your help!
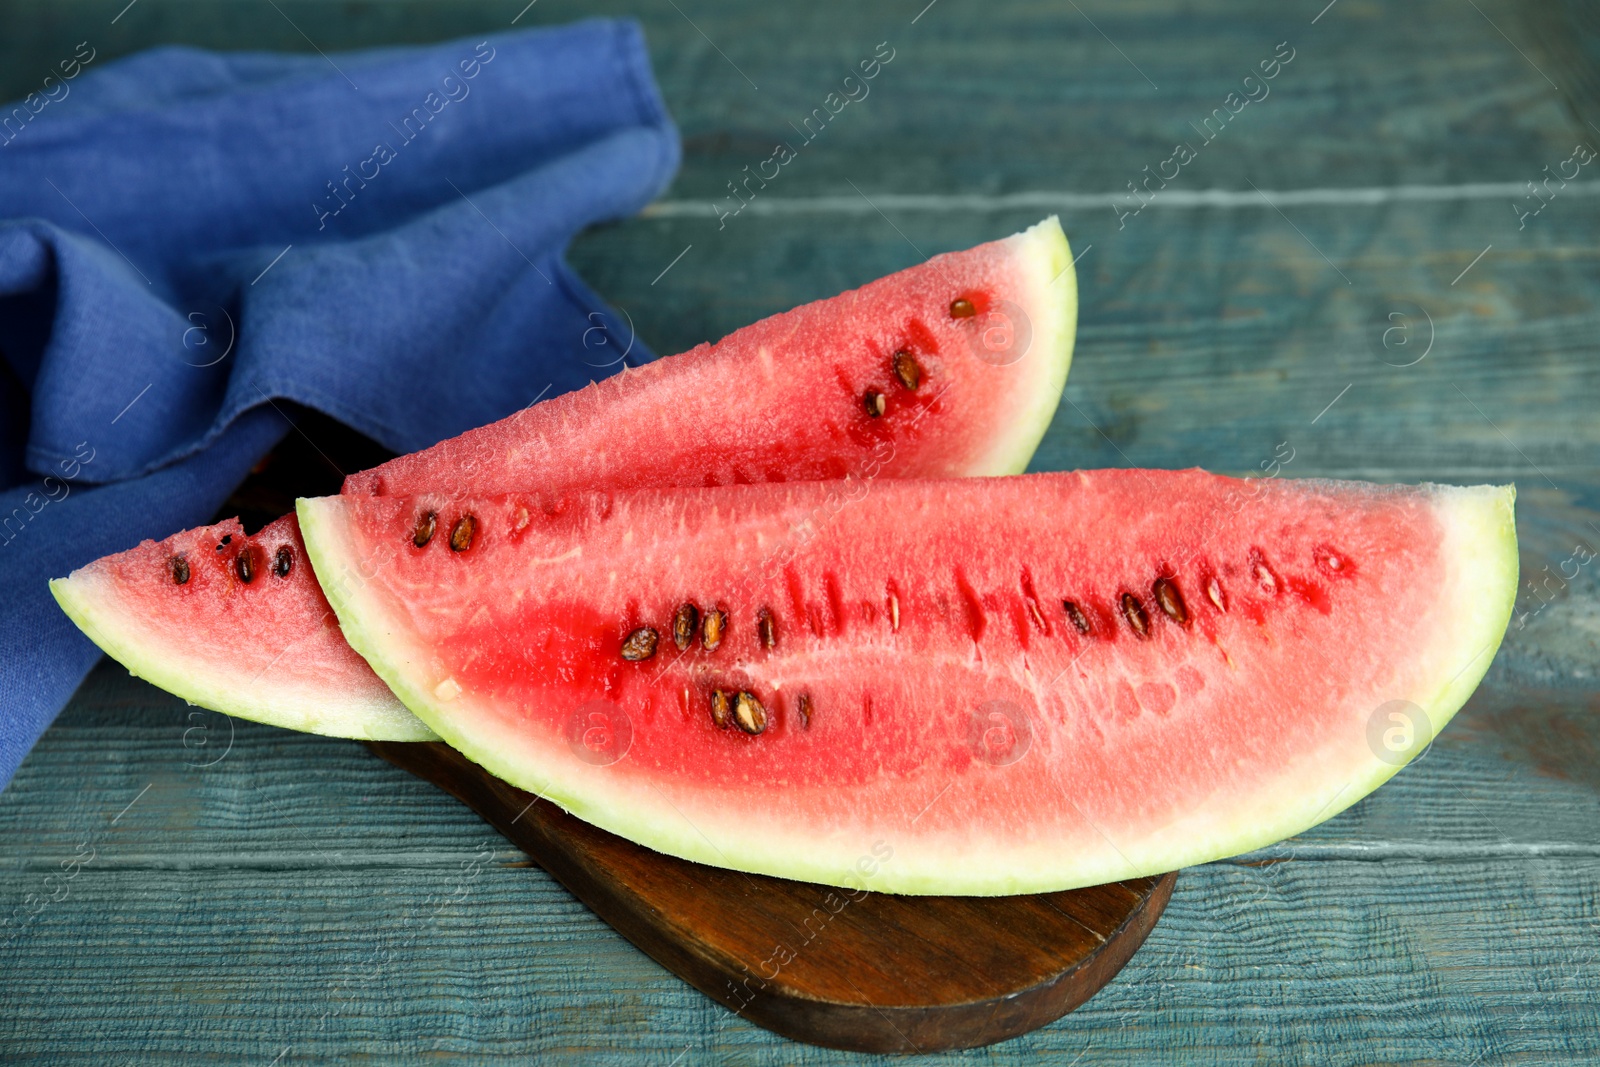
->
[0,20,681,788]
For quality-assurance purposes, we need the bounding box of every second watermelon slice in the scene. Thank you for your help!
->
[52,218,1078,740]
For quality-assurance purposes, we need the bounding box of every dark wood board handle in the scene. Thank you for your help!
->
[367,740,1176,1054]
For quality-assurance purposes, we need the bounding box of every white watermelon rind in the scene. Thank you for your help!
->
[973,215,1078,476]
[300,482,1517,897]
[49,572,440,742]
[1095,482,1519,884]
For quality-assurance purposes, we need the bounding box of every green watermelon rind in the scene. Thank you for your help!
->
[973,215,1078,475]
[48,574,440,742]
[300,482,1518,896]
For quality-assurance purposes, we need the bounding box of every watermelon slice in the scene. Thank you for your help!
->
[297,470,1517,895]
[51,218,1077,741]
[50,513,434,739]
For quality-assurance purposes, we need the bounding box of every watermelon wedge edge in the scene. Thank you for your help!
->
[297,477,1516,896]
[49,552,438,741]
[1141,481,1519,873]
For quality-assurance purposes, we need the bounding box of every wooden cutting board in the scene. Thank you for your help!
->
[368,740,1176,1053]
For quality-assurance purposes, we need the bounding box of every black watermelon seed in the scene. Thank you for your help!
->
[863,389,886,418]
[710,689,733,728]
[235,549,256,585]
[449,514,476,552]
[1153,577,1189,626]
[702,608,727,651]
[733,691,768,735]
[672,603,699,652]
[413,511,437,548]
[1120,593,1150,638]
[169,555,190,585]
[757,607,777,649]
[892,349,922,391]
[273,545,294,578]
[620,627,659,662]
[1063,599,1092,635]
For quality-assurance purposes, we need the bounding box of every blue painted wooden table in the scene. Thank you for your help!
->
[2,0,1598,1062]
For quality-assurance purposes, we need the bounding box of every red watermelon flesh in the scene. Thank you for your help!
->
[297,470,1518,895]
[52,218,1077,741]
[50,514,429,739]
[344,216,1071,494]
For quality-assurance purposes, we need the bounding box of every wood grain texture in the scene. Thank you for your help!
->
[362,741,1175,1053]
[1,0,1598,1061]
[0,0,1582,192]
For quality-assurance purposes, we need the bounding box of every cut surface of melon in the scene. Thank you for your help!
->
[300,471,1516,895]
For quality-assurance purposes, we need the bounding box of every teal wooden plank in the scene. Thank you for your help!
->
[0,853,1596,1063]
[1,0,1597,1060]
[0,0,1584,194]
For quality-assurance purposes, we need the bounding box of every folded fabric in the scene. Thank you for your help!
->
[0,20,681,789]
